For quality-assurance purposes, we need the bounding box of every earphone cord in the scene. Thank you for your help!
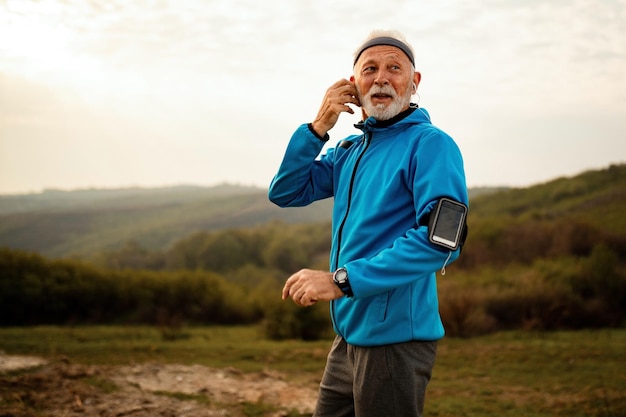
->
[440,251,452,276]
[409,92,430,122]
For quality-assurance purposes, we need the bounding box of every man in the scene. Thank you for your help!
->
[268,29,468,417]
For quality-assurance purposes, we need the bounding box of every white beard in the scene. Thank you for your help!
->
[359,84,413,121]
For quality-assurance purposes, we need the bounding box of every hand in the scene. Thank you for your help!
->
[282,269,345,307]
[311,79,361,138]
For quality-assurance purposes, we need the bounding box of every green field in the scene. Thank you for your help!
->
[0,326,624,416]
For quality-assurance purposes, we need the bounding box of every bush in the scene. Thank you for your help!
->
[261,299,332,341]
[484,284,583,331]
[0,248,259,326]
[438,279,496,337]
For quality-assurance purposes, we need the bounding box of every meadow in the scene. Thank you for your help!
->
[1,166,625,415]
[0,325,624,416]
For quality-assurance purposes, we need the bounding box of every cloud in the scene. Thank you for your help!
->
[1,0,625,193]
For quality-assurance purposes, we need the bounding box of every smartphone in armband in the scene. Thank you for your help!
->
[428,198,468,251]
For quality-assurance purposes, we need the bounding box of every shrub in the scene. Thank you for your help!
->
[261,300,332,341]
[438,279,496,337]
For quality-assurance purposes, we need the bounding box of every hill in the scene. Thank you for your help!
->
[1,165,624,336]
[468,163,626,235]
[1,163,624,259]
[0,184,334,257]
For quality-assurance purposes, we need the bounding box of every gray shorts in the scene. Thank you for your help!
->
[314,335,438,417]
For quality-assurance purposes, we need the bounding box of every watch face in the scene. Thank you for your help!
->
[335,269,348,284]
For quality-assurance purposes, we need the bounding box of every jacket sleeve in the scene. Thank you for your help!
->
[345,129,468,299]
[268,124,335,207]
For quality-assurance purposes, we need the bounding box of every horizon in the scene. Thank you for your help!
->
[1,162,622,198]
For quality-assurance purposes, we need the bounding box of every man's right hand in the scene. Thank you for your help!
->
[311,79,361,138]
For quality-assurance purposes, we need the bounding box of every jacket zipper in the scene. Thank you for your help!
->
[331,132,372,333]
[334,132,372,269]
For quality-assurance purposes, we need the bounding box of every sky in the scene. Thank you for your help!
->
[1,0,625,195]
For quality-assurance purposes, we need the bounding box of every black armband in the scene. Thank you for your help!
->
[419,198,468,251]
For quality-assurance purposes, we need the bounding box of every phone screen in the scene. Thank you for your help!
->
[430,199,467,250]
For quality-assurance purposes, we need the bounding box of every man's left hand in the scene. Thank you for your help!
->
[282,269,344,306]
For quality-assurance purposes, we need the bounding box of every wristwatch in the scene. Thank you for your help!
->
[333,267,353,297]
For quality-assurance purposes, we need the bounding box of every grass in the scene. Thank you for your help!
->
[0,325,624,416]
[428,330,626,416]
[0,325,330,375]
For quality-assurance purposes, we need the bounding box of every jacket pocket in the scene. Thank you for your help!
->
[377,292,390,321]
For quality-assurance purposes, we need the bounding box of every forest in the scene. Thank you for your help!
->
[0,164,625,339]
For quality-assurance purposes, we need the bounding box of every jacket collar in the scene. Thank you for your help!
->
[354,104,428,133]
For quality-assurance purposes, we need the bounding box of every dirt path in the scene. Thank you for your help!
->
[0,353,318,416]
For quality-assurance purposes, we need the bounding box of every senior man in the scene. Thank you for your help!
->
[268,29,468,417]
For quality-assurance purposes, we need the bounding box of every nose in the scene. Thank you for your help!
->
[374,70,389,86]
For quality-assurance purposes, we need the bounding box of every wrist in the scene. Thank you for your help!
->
[333,267,353,298]
[308,123,329,141]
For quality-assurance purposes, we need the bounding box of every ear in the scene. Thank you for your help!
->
[413,72,422,91]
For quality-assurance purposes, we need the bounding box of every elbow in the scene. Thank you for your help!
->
[267,188,282,207]
[268,184,292,208]
[268,193,288,208]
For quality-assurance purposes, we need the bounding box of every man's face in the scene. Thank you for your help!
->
[352,45,419,121]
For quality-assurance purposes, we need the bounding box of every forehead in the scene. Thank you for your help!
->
[355,45,412,66]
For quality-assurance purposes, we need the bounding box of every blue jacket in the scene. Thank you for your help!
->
[268,107,468,346]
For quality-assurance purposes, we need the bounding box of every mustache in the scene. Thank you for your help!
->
[364,85,399,100]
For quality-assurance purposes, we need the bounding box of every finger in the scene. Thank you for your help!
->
[327,82,357,102]
[290,289,305,306]
[297,283,317,305]
[296,291,317,307]
[328,78,353,90]
[292,286,305,303]
[283,271,305,300]
[282,277,296,300]
[283,282,302,300]
[331,84,357,100]
[335,90,360,110]
[281,284,290,300]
